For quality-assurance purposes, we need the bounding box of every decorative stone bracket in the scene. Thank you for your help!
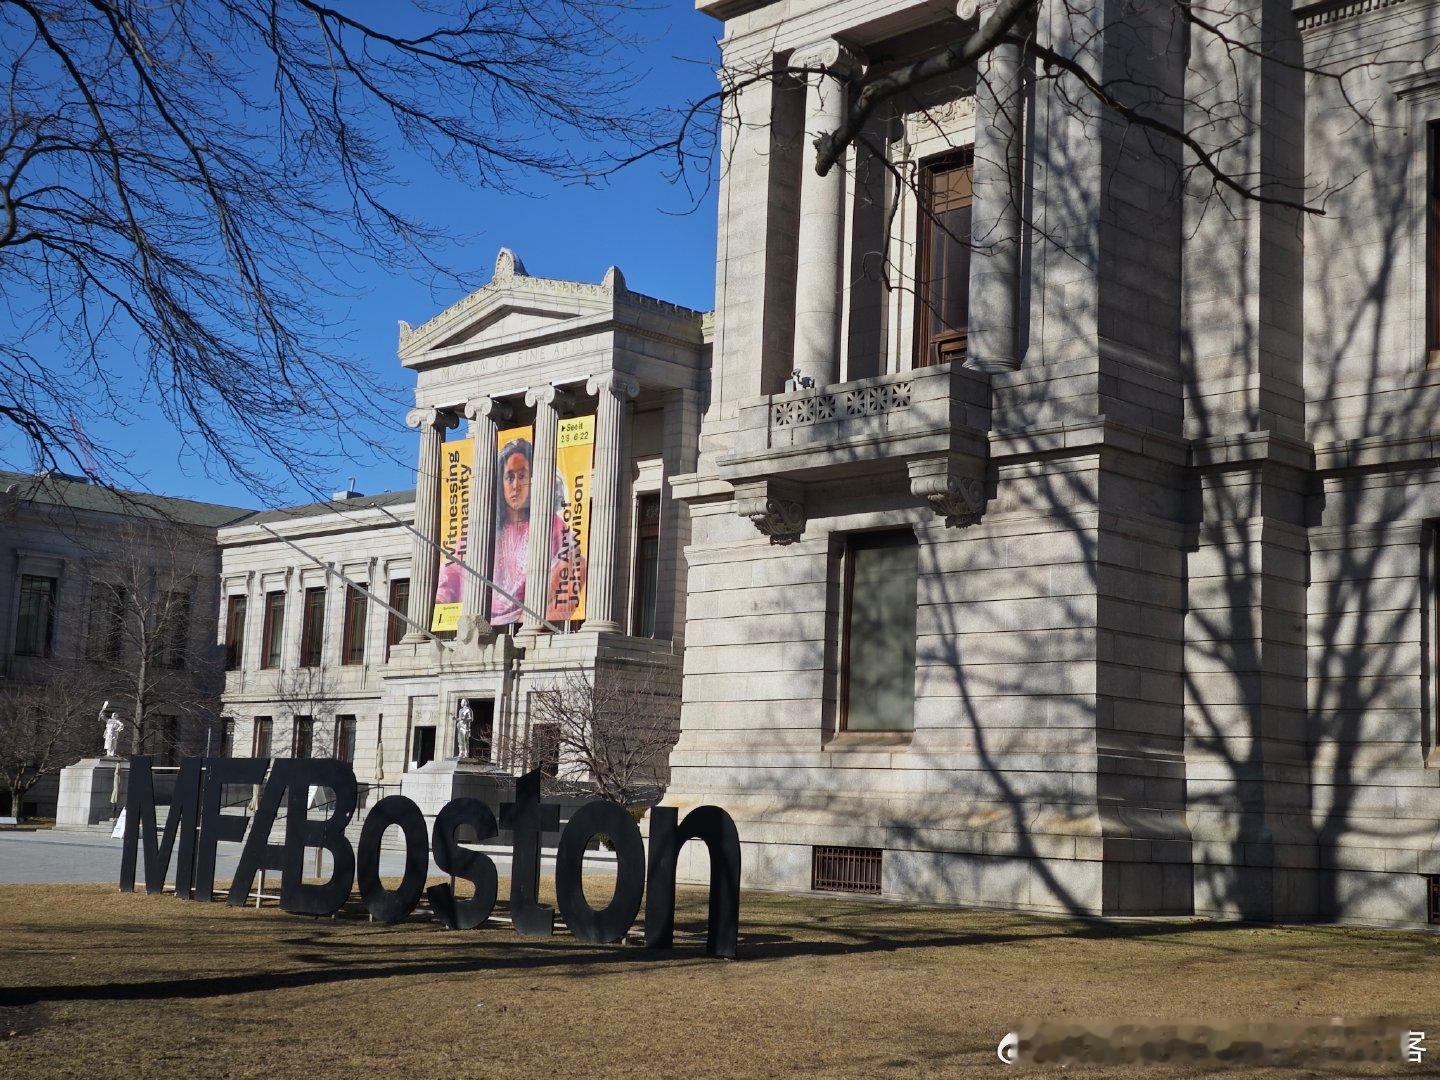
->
[734,479,806,545]
[908,455,987,527]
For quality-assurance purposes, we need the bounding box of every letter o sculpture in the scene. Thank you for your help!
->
[554,800,645,944]
[357,794,429,923]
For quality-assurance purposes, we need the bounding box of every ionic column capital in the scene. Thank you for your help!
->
[790,39,865,80]
[464,396,515,424]
[586,371,640,400]
[406,407,460,432]
[524,384,576,412]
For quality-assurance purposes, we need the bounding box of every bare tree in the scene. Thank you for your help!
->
[0,0,657,497]
[273,665,339,757]
[80,518,222,759]
[520,665,679,807]
[0,660,99,821]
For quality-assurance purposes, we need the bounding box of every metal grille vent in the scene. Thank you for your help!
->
[812,846,882,895]
[1429,875,1440,926]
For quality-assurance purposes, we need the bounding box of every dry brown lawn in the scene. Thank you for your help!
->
[1,879,1437,1078]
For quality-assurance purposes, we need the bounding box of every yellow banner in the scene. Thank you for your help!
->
[549,415,595,622]
[490,424,534,626]
[430,437,473,632]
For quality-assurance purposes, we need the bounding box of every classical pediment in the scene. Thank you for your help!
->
[399,248,620,364]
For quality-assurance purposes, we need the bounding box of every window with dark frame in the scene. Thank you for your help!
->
[530,721,561,778]
[161,591,190,670]
[915,151,973,368]
[631,492,662,638]
[839,530,919,734]
[341,585,368,666]
[299,586,326,667]
[222,594,247,671]
[220,718,235,758]
[335,715,357,762]
[386,578,410,660]
[14,574,58,658]
[86,582,125,662]
[253,716,273,758]
[292,715,313,758]
[1429,123,1440,359]
[152,714,180,767]
[260,590,285,669]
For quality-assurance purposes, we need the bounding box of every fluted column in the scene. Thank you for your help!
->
[401,406,459,643]
[584,372,640,632]
[460,396,512,643]
[791,40,864,388]
[520,385,568,634]
[965,0,1024,373]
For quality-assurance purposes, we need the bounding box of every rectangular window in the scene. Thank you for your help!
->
[14,574,58,658]
[161,591,190,670]
[260,591,285,669]
[223,594,247,671]
[341,585,368,666]
[840,531,918,733]
[631,493,662,638]
[299,586,326,667]
[220,718,235,758]
[151,715,180,767]
[915,152,973,367]
[530,721,561,778]
[386,578,409,660]
[292,715,313,759]
[335,715,357,763]
[252,716,273,758]
[409,725,436,770]
[86,582,125,662]
[1429,123,1440,358]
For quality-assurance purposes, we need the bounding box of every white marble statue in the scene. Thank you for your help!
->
[454,699,473,759]
[101,702,124,758]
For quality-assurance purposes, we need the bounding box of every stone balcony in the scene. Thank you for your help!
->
[716,364,994,542]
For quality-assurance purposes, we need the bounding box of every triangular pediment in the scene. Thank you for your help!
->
[399,248,618,362]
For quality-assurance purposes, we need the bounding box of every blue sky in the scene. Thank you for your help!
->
[2,2,721,512]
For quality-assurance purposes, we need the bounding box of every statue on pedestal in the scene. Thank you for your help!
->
[454,699,473,760]
[101,702,124,759]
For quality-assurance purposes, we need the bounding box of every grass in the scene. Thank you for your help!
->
[1,878,1437,1078]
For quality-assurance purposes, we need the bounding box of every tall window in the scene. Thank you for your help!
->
[220,718,235,757]
[335,715,357,762]
[299,586,326,667]
[86,583,125,661]
[386,578,409,660]
[631,493,662,638]
[253,716,273,758]
[840,531,918,733]
[260,591,285,669]
[530,721,560,778]
[223,594,247,671]
[1430,122,1440,358]
[915,152,973,367]
[341,585,368,666]
[292,715,313,758]
[14,574,58,658]
[161,591,190,670]
[152,714,180,767]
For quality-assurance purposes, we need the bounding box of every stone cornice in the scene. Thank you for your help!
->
[1294,0,1411,31]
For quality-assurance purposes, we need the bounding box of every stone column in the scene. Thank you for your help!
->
[401,406,459,643]
[460,396,512,642]
[520,385,568,635]
[583,372,640,633]
[965,0,1024,372]
[790,40,863,388]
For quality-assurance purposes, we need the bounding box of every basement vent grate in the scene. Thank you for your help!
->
[812,846,882,895]
[1429,876,1440,926]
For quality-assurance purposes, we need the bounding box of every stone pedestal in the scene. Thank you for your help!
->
[56,758,128,831]
[399,758,515,836]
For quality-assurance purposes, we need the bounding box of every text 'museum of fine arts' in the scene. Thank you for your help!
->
[30,0,1439,930]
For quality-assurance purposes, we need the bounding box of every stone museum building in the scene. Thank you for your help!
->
[656,0,1440,929]
[214,252,706,825]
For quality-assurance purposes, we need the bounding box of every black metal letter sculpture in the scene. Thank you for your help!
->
[644,805,741,959]
[120,755,203,896]
[499,770,559,936]
[554,800,646,944]
[194,757,268,901]
[427,797,499,930]
[279,758,357,916]
[357,794,429,923]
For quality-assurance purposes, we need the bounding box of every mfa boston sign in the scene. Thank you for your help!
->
[120,757,740,958]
